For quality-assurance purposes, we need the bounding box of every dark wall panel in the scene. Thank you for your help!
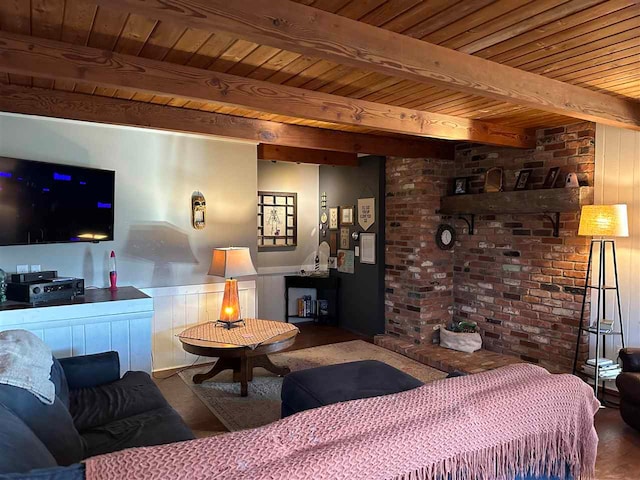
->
[319,156,385,337]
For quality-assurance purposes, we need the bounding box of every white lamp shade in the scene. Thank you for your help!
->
[578,204,629,237]
[208,247,257,278]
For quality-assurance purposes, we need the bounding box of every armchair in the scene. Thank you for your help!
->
[616,348,640,430]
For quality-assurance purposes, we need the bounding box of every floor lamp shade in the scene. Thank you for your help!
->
[208,247,257,326]
[578,204,629,237]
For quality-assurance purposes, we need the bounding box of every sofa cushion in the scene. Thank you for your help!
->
[69,372,170,432]
[281,360,424,417]
[50,358,69,409]
[0,384,84,466]
[59,353,120,391]
[0,404,57,474]
[81,406,195,457]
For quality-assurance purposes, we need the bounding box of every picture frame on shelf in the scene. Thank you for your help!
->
[454,177,468,195]
[360,233,376,265]
[328,207,339,229]
[514,169,533,191]
[484,167,503,193]
[543,167,561,188]
[340,205,355,225]
[328,257,337,269]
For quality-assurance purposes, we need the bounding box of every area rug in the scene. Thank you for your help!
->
[178,340,446,431]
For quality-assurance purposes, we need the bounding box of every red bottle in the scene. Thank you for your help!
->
[109,251,118,291]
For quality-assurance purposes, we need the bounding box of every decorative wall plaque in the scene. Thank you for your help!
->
[357,198,375,230]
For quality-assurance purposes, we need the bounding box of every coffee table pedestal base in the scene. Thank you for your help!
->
[192,354,291,397]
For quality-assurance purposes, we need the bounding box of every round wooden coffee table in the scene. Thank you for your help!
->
[180,328,298,397]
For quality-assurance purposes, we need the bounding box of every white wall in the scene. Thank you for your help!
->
[594,124,640,356]
[0,113,257,289]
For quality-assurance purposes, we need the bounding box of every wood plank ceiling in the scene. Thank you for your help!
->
[0,0,639,146]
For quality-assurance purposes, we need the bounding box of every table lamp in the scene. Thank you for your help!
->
[208,247,257,329]
[573,204,629,399]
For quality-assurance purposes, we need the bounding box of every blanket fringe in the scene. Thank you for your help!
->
[394,429,596,480]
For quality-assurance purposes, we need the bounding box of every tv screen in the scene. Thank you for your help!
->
[0,157,115,246]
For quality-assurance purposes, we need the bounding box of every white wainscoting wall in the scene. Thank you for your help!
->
[143,281,256,372]
[594,124,640,358]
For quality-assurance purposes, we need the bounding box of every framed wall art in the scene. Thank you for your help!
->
[360,233,376,264]
[329,207,339,229]
[340,205,355,225]
[329,231,338,255]
[337,249,355,274]
[257,191,297,248]
[340,227,350,249]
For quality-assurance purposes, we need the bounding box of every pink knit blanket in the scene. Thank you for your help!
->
[85,364,599,480]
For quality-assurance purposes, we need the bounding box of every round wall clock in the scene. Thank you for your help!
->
[435,224,456,250]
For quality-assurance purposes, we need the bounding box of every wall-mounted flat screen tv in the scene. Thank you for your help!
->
[0,157,115,246]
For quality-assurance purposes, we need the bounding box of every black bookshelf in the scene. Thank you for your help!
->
[284,275,340,325]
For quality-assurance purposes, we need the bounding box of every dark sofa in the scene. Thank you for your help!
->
[0,351,194,479]
[617,347,640,431]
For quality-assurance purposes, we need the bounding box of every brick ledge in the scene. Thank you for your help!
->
[375,334,525,374]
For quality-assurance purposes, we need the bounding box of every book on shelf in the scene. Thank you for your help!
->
[588,319,614,333]
[582,363,619,373]
[296,295,316,317]
[586,357,615,367]
[598,369,621,379]
[582,364,621,378]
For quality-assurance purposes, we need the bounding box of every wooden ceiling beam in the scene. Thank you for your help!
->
[0,32,534,148]
[97,0,640,130]
[0,84,455,159]
[258,144,359,166]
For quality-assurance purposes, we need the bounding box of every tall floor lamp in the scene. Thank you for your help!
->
[573,204,628,399]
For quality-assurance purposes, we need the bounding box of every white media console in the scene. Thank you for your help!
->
[0,287,153,375]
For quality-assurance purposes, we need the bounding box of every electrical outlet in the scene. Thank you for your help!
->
[16,264,29,274]
[30,265,41,273]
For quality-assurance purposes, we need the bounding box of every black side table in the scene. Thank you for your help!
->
[284,275,340,325]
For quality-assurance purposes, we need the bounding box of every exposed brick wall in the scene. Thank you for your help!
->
[385,157,454,345]
[452,122,594,373]
[384,123,594,373]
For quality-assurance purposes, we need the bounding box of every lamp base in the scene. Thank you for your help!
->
[216,319,245,330]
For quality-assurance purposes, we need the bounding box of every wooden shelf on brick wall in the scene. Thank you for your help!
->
[440,187,593,237]
[441,187,593,215]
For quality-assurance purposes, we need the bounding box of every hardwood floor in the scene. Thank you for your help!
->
[153,323,640,478]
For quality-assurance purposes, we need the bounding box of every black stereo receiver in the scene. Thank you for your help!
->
[6,277,85,304]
